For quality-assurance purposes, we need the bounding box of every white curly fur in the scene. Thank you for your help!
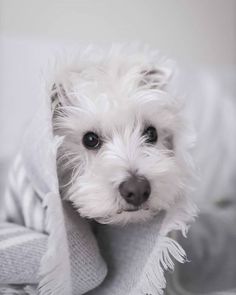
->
[51,45,195,225]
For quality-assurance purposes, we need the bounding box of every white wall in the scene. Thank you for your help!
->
[1,0,236,66]
[0,0,236,160]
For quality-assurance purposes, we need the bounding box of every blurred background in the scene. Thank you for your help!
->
[0,0,236,208]
[1,0,236,211]
[1,0,236,159]
[0,1,236,293]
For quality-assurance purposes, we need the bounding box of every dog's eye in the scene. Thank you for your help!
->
[143,126,158,144]
[83,132,102,150]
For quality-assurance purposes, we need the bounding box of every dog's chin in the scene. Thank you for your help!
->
[94,208,159,225]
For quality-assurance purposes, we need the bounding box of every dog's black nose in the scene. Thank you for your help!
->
[119,176,151,206]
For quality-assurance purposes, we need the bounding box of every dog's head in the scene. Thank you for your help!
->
[52,49,194,224]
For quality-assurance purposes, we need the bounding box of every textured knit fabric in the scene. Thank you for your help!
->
[0,96,109,295]
[0,222,47,285]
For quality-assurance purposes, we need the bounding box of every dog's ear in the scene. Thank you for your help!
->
[140,65,173,90]
[51,83,71,113]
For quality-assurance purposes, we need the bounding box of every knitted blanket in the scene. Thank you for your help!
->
[0,64,197,295]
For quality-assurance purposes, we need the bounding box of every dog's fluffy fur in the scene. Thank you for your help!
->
[51,46,195,224]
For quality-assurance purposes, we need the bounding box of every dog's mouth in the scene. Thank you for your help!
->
[124,208,140,212]
[94,204,160,224]
[117,204,149,214]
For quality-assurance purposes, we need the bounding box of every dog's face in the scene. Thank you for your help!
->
[53,52,193,224]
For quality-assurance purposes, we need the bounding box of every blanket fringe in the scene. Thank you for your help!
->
[132,197,198,295]
[131,236,186,295]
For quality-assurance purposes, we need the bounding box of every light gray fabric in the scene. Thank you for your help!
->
[0,96,109,294]
[0,153,45,232]
[88,213,165,295]
[0,223,47,285]
[63,202,107,295]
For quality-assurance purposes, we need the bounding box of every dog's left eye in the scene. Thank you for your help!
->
[143,126,158,144]
[82,132,102,150]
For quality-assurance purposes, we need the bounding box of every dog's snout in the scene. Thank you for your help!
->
[119,176,151,206]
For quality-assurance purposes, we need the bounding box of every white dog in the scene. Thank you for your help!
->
[51,46,194,225]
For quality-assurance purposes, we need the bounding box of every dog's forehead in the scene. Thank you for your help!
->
[76,90,175,136]
[67,59,179,133]
[84,93,142,128]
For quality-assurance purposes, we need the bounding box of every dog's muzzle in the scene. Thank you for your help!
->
[119,175,151,207]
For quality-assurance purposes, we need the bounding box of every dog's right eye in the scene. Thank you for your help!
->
[82,132,102,150]
[143,126,158,144]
